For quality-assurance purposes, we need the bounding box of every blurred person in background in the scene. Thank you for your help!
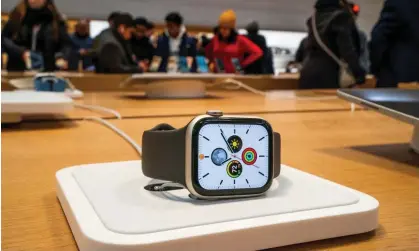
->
[108,11,121,28]
[285,36,308,73]
[295,37,308,64]
[69,19,93,70]
[245,21,273,74]
[264,45,275,74]
[196,34,211,56]
[348,2,369,73]
[131,17,155,66]
[299,0,365,89]
[145,21,157,47]
[145,21,155,38]
[93,12,120,50]
[2,0,72,71]
[95,13,146,73]
[205,10,262,74]
[370,0,419,88]
[154,12,197,72]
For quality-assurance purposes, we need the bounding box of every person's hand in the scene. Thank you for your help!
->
[209,62,215,73]
[22,50,31,69]
[56,58,68,70]
[22,50,31,61]
[138,61,148,72]
[79,49,88,56]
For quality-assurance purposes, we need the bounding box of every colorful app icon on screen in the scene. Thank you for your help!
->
[227,160,243,178]
[242,148,257,165]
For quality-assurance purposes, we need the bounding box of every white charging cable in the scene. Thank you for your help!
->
[66,79,139,154]
[63,78,122,118]
[119,76,134,88]
[211,78,339,101]
[84,116,142,156]
[75,104,122,119]
[65,78,77,90]
[218,78,267,96]
[83,116,185,191]
[82,116,187,191]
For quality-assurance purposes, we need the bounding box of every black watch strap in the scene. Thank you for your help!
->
[142,124,187,186]
[142,124,281,185]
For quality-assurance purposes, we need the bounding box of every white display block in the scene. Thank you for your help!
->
[2,91,74,114]
[56,161,378,251]
[144,79,207,98]
[122,73,239,98]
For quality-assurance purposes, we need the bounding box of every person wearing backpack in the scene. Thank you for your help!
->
[299,0,366,89]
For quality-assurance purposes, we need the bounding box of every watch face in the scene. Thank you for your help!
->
[192,118,273,197]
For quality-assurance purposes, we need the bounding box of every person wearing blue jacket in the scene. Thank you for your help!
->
[154,12,197,72]
[369,0,419,87]
[69,19,93,70]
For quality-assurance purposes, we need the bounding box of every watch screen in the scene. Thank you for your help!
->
[196,122,271,191]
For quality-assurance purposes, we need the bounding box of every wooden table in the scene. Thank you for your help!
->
[17,90,361,122]
[2,110,418,250]
[2,72,300,91]
[1,72,377,92]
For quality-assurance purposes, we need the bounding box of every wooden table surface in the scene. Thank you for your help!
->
[1,72,301,91]
[2,110,418,251]
[20,90,360,122]
[1,72,377,92]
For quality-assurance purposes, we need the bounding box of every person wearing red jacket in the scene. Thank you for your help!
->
[205,10,263,74]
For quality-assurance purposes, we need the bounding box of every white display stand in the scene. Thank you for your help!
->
[8,78,84,99]
[121,73,237,98]
[1,91,74,123]
[56,161,379,251]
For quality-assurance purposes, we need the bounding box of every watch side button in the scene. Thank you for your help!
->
[206,110,223,117]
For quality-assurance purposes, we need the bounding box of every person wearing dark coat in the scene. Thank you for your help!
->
[348,2,370,73]
[107,11,121,28]
[264,48,275,74]
[95,13,145,74]
[244,21,272,74]
[69,19,93,70]
[93,12,121,48]
[369,0,419,88]
[145,21,155,39]
[299,0,366,89]
[1,0,72,71]
[295,37,308,64]
[154,12,197,72]
[131,17,155,65]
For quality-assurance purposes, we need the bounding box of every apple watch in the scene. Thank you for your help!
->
[142,111,281,199]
